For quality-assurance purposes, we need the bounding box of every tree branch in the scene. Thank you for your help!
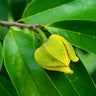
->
[0,20,43,30]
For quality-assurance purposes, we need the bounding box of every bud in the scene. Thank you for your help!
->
[34,35,79,74]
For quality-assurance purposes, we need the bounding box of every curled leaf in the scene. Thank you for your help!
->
[34,35,79,74]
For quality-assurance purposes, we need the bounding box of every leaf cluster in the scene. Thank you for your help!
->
[0,0,96,96]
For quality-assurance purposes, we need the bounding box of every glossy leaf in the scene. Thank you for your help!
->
[3,30,96,96]
[47,60,96,96]
[0,76,18,96]
[11,31,78,96]
[45,20,96,55]
[3,31,61,96]
[66,60,96,96]
[22,0,73,18]
[46,71,78,96]
[22,0,96,25]
[0,42,3,71]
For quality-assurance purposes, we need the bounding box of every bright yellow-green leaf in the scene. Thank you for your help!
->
[34,35,79,74]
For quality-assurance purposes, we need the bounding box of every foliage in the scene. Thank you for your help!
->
[0,0,96,96]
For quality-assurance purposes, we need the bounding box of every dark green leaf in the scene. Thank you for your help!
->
[0,76,18,96]
[11,0,26,21]
[66,60,96,96]
[47,60,96,96]
[46,70,78,96]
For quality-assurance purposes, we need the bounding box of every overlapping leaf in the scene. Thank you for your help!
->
[22,0,96,25]
[22,0,74,19]
[3,31,96,96]
[3,31,61,96]
[22,0,96,55]
[45,20,96,54]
